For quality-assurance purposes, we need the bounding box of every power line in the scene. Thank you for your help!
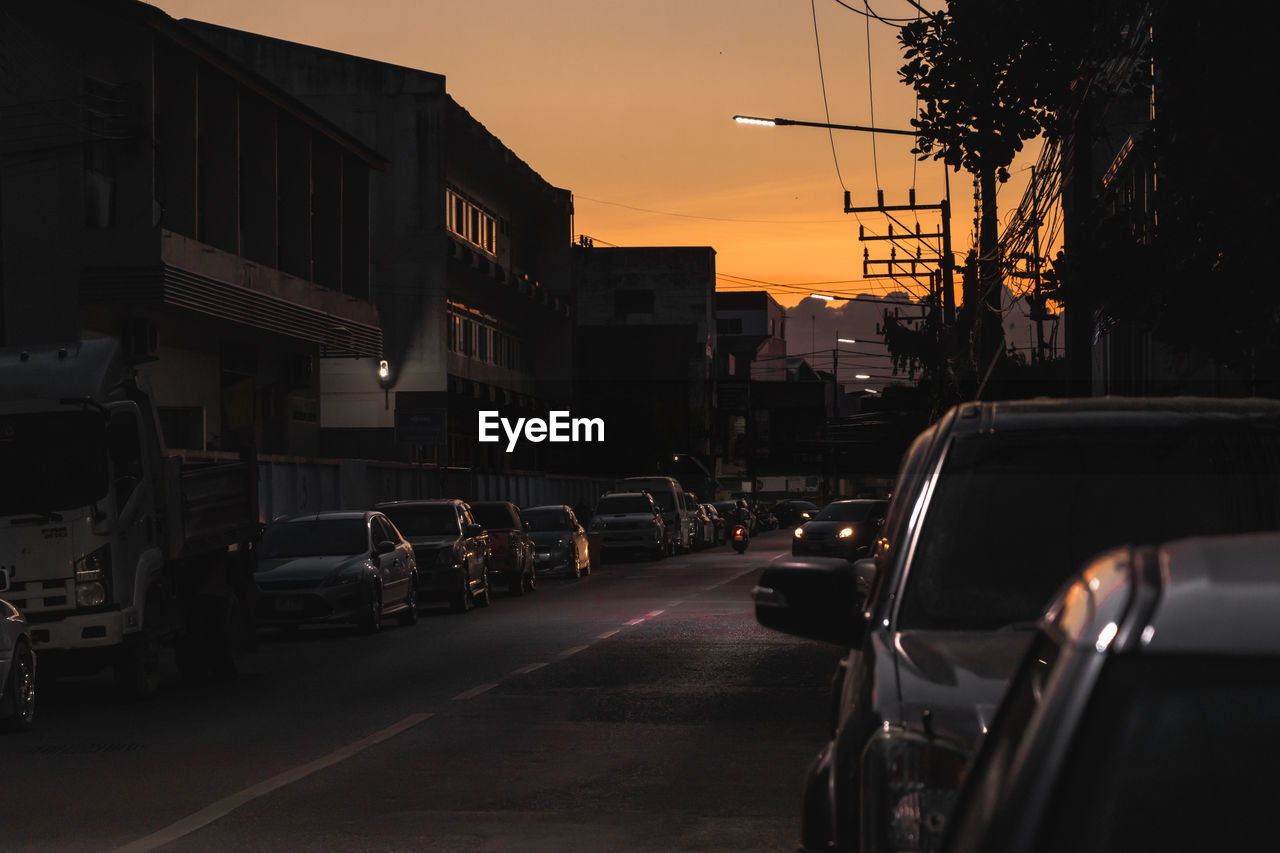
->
[810,0,848,191]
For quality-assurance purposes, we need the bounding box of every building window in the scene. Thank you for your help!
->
[717,318,744,335]
[446,187,497,256]
[447,303,521,370]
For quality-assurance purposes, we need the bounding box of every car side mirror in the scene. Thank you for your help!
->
[375,539,397,554]
[753,556,869,647]
[464,523,484,537]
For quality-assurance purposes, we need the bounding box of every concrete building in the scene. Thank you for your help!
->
[183,22,575,470]
[0,0,384,457]
[571,245,716,484]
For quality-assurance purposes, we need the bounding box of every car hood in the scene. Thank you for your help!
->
[406,536,458,552]
[594,513,657,524]
[801,520,865,534]
[891,629,1035,751]
[529,531,570,547]
[256,553,367,581]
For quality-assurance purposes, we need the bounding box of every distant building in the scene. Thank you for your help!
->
[571,245,715,483]
[0,0,384,456]
[183,22,575,469]
[715,291,788,380]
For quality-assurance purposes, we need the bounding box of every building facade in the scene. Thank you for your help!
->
[183,22,576,469]
[0,0,384,457]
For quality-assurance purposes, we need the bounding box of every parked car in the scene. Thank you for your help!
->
[791,499,889,560]
[753,397,1280,853]
[774,499,819,528]
[702,503,727,545]
[589,492,665,562]
[256,510,418,633]
[1,598,35,731]
[524,505,591,577]
[375,499,491,612]
[469,501,536,595]
[942,531,1280,853]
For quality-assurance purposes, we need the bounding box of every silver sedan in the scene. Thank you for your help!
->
[0,597,35,731]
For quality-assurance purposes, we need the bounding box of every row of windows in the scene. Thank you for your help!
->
[447,309,522,370]
[445,188,498,256]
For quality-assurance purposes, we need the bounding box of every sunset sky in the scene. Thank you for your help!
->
[155,0,1046,317]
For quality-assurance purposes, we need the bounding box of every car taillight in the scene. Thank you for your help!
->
[861,727,967,853]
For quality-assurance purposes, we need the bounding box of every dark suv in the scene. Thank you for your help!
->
[753,397,1280,853]
[943,531,1280,853]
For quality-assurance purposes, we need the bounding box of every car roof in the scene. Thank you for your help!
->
[1044,531,1280,657]
[374,499,462,508]
[950,396,1280,435]
[600,491,650,499]
[523,504,570,512]
[272,510,372,524]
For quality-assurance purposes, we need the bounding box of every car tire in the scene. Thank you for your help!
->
[360,584,383,634]
[1,640,36,731]
[570,551,582,579]
[526,559,537,593]
[581,549,591,576]
[397,576,419,626]
[449,569,473,613]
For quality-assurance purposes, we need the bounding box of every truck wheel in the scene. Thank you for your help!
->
[210,594,246,680]
[1,640,36,731]
[115,631,161,699]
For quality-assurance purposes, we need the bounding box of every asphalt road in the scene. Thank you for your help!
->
[0,530,843,852]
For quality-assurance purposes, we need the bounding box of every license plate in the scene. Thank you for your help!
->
[274,597,305,612]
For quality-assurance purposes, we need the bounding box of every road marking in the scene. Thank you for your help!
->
[558,644,590,657]
[112,713,432,853]
[511,662,548,675]
[646,609,665,618]
[624,617,646,626]
[596,629,619,639]
[453,683,498,700]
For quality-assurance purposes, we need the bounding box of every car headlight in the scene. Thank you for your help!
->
[794,527,804,539]
[861,728,968,853]
[839,527,854,539]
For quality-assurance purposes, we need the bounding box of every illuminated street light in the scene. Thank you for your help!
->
[733,115,916,137]
[837,337,857,344]
[378,359,390,380]
[810,293,835,301]
[855,374,871,379]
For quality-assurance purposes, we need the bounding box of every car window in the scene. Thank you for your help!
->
[523,508,569,531]
[1035,655,1280,853]
[898,426,1280,631]
[944,630,1065,851]
[373,516,395,544]
[260,518,368,558]
[596,495,656,515]
[378,504,461,537]
[813,502,885,522]
[471,503,517,529]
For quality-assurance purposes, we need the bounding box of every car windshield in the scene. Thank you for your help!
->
[523,508,570,531]
[378,505,459,537]
[898,426,1280,631]
[1035,655,1280,853]
[470,504,518,530]
[260,518,368,558]
[596,496,653,515]
[0,410,110,514]
[814,501,885,522]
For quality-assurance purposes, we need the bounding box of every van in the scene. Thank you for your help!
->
[617,476,691,554]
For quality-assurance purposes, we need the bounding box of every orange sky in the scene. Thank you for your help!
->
[155,0,1043,310]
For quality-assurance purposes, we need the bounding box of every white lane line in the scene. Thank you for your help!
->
[453,683,498,700]
[511,662,548,675]
[596,630,619,639]
[558,644,590,657]
[624,617,646,626]
[112,713,431,853]
[646,609,665,618]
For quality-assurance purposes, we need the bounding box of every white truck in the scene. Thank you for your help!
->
[0,339,260,696]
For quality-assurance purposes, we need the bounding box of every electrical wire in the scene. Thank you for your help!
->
[864,1,881,191]
[810,0,848,192]
[827,0,918,26]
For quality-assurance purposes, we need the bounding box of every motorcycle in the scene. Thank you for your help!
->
[731,523,750,554]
